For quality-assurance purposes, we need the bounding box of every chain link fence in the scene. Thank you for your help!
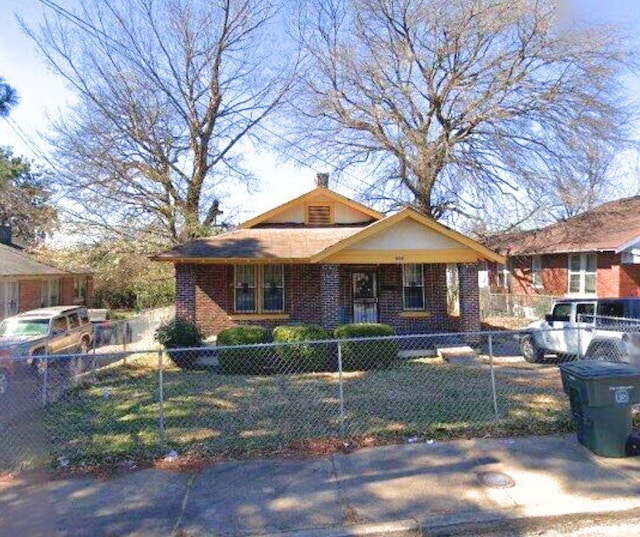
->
[480,290,561,320]
[1,324,639,472]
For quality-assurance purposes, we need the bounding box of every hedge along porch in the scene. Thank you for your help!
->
[153,177,505,336]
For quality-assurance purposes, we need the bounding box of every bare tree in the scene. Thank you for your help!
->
[290,0,634,224]
[24,0,296,244]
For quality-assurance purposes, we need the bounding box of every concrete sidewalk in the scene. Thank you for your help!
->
[2,434,640,536]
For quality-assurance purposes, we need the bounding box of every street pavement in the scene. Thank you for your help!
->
[1,434,640,536]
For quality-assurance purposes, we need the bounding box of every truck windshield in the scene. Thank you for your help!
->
[0,319,50,337]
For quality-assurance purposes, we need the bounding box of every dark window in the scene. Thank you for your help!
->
[234,265,256,312]
[53,317,67,332]
[402,264,425,310]
[67,312,80,329]
[551,303,572,322]
[262,265,284,312]
[576,303,596,323]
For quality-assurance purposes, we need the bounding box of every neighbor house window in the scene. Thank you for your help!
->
[234,265,285,313]
[568,253,597,295]
[531,256,543,288]
[41,279,60,307]
[0,281,19,320]
[402,264,425,310]
[74,276,88,303]
[262,265,285,312]
[234,265,257,312]
[496,262,511,290]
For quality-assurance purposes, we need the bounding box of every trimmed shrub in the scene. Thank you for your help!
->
[155,317,203,369]
[217,325,271,374]
[334,323,399,371]
[273,324,332,373]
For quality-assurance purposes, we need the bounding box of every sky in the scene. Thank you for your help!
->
[2,0,640,235]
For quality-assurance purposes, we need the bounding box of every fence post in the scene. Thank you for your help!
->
[576,317,582,359]
[91,335,97,382]
[337,341,346,437]
[488,335,499,421]
[158,349,166,449]
[41,350,49,407]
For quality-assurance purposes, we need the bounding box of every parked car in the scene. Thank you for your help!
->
[0,306,95,372]
[519,298,640,363]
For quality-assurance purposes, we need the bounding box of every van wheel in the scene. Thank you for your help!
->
[520,335,544,363]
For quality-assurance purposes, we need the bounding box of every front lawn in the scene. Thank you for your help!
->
[4,355,571,471]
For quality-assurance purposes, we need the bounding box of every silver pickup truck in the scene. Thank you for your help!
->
[519,298,640,363]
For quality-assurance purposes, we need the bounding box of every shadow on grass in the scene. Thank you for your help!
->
[1,358,571,471]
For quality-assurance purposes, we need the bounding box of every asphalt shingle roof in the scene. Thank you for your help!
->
[486,196,640,256]
[153,227,365,261]
[0,243,69,277]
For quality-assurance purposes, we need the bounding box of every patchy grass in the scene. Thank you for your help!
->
[3,355,571,472]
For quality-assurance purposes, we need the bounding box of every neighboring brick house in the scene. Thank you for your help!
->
[485,196,640,299]
[0,227,93,321]
[154,175,504,336]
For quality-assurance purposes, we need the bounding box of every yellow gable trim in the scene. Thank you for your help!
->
[238,187,384,229]
[310,207,506,264]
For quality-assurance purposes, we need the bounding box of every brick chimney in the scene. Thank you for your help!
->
[0,225,12,246]
[315,172,329,188]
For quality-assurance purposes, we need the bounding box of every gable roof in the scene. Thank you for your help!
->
[311,207,506,264]
[154,206,505,264]
[0,243,69,278]
[486,196,640,256]
[238,187,384,228]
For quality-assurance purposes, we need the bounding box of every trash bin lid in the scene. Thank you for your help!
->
[559,360,640,380]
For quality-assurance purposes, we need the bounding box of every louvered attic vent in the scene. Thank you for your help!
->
[307,205,332,225]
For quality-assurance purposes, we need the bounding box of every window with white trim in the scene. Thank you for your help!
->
[0,281,19,320]
[568,253,597,295]
[402,264,425,310]
[74,276,88,303]
[496,262,511,290]
[531,256,543,288]
[41,279,60,307]
[234,265,285,313]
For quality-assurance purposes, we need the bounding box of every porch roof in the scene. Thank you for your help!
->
[153,207,505,265]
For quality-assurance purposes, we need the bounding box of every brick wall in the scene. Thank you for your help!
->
[19,280,42,311]
[176,264,196,321]
[60,277,75,304]
[188,264,325,337]
[320,264,340,328]
[596,252,619,297]
[458,263,480,333]
[180,262,458,337]
[496,252,637,298]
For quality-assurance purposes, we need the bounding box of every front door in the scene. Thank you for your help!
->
[352,271,378,323]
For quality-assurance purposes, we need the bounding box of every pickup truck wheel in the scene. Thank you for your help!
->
[79,337,90,355]
[31,350,47,375]
[0,369,9,396]
[520,335,545,363]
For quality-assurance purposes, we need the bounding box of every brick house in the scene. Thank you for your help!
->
[153,176,505,336]
[485,196,640,299]
[0,227,93,321]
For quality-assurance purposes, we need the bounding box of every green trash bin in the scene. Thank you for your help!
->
[559,361,640,458]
